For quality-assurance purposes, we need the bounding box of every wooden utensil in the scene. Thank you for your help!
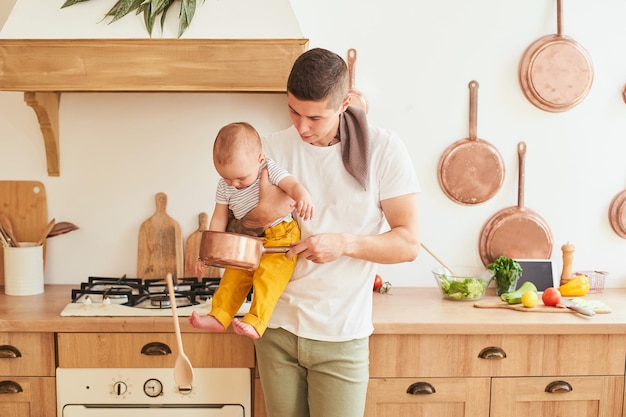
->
[437,81,504,205]
[184,213,221,278]
[474,300,610,314]
[165,273,194,388]
[0,212,19,247]
[47,221,79,238]
[519,0,593,112]
[478,142,553,265]
[347,48,368,112]
[420,243,458,277]
[137,192,184,280]
[35,218,56,246]
[0,181,48,285]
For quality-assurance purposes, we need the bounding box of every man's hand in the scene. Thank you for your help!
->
[226,168,294,236]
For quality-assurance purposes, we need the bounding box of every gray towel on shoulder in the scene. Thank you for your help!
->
[339,105,370,190]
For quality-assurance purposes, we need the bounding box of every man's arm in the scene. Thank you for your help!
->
[226,168,295,237]
[287,193,420,264]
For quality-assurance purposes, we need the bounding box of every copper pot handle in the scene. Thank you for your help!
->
[468,81,478,140]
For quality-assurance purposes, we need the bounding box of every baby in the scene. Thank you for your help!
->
[189,122,313,339]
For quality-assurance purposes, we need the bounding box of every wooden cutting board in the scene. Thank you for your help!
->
[184,212,222,278]
[0,181,48,285]
[137,192,183,280]
[474,300,612,314]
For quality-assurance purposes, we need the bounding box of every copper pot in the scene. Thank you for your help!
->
[478,142,553,266]
[438,81,504,205]
[608,188,626,239]
[199,231,290,271]
[519,0,593,112]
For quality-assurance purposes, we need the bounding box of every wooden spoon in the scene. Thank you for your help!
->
[165,272,194,388]
[420,243,459,276]
[47,221,79,238]
[0,212,20,247]
[35,218,56,246]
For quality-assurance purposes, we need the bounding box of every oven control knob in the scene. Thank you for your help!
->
[113,381,128,396]
[143,378,164,398]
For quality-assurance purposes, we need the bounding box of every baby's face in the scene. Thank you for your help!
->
[216,153,264,189]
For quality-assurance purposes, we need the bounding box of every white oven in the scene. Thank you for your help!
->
[57,368,251,416]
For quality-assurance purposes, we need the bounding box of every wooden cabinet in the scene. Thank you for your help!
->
[57,332,254,368]
[491,376,623,417]
[0,333,56,417]
[366,334,626,417]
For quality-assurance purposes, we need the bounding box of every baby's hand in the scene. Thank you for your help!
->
[292,199,314,221]
[194,260,205,275]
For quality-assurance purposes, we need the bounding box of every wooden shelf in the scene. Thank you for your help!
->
[0,38,309,175]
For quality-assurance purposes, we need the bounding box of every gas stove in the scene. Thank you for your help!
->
[60,275,251,317]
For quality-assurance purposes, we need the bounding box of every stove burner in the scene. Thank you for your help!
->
[69,275,249,310]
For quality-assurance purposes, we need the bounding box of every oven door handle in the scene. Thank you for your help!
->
[141,342,172,356]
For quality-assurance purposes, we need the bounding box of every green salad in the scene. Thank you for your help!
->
[438,274,488,300]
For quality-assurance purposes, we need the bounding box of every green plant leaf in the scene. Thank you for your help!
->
[61,0,91,8]
[61,0,200,37]
[109,0,145,24]
[178,0,196,38]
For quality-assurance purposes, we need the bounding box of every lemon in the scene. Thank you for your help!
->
[521,290,539,308]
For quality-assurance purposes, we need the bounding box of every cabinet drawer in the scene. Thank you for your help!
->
[0,333,55,377]
[370,334,626,378]
[57,333,254,368]
[491,376,624,417]
[365,377,490,417]
[0,377,56,417]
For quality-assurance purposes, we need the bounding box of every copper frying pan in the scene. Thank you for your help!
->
[519,0,593,112]
[479,141,553,266]
[608,183,626,239]
[438,81,504,205]
[199,231,289,271]
[347,48,368,112]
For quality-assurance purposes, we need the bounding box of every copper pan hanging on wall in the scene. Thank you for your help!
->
[437,80,504,205]
[478,141,553,266]
[346,48,368,112]
[519,0,593,112]
[608,182,626,239]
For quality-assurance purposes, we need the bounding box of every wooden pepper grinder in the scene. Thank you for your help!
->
[560,243,575,286]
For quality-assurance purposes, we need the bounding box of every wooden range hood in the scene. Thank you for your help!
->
[0,38,308,176]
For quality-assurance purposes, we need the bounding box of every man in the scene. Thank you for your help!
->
[231,47,420,417]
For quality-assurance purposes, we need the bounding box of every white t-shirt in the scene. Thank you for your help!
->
[262,124,420,341]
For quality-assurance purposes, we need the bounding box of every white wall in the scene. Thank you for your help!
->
[1,0,625,289]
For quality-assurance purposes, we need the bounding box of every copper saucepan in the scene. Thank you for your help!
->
[519,0,593,112]
[438,81,504,205]
[478,141,553,266]
[199,231,290,271]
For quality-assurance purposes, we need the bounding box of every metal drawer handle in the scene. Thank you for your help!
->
[0,380,23,394]
[545,380,573,393]
[478,346,507,359]
[141,342,172,356]
[0,345,22,359]
[406,381,436,395]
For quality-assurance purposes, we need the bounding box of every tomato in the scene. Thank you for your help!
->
[373,274,383,291]
[541,287,561,307]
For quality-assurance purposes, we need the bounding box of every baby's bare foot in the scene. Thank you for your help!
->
[232,318,260,340]
[188,311,225,332]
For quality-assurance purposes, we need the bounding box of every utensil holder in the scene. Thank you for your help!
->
[3,242,44,296]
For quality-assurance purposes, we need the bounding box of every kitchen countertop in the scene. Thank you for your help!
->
[0,285,625,335]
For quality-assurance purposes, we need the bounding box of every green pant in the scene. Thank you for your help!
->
[254,327,370,417]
